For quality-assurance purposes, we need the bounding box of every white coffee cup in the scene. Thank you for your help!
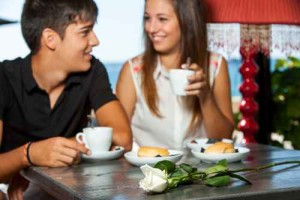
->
[76,127,113,153]
[169,69,195,96]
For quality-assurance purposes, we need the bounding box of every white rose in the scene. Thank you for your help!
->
[139,164,168,193]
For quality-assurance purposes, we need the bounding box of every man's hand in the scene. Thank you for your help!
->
[29,137,90,167]
[8,173,29,200]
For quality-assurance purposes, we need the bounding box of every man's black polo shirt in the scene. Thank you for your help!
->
[0,54,117,152]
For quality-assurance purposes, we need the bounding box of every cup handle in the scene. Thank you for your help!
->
[76,133,89,148]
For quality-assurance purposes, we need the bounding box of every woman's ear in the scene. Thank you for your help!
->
[41,28,60,50]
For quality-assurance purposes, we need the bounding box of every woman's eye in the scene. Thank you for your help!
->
[144,16,150,21]
[159,17,168,22]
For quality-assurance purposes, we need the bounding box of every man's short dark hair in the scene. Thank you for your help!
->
[21,0,98,54]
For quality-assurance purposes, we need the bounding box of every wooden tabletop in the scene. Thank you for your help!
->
[22,144,300,200]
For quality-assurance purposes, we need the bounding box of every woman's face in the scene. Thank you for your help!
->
[144,0,181,55]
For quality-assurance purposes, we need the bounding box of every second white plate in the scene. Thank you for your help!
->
[191,146,250,163]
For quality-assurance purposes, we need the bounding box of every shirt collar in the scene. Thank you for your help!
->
[22,54,38,93]
[153,57,169,80]
[22,54,83,93]
[65,73,82,89]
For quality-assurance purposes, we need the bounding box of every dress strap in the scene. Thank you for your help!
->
[208,53,223,86]
[128,58,143,97]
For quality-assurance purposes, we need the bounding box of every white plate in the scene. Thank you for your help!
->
[186,138,233,150]
[82,146,124,162]
[124,150,183,167]
[191,146,250,163]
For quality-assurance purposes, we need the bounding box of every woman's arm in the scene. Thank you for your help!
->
[186,57,234,139]
[116,61,137,121]
[200,58,234,138]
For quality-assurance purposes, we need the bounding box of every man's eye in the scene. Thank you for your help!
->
[81,30,89,36]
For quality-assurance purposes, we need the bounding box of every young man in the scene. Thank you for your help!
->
[0,0,132,198]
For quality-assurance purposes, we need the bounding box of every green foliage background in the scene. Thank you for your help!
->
[271,57,300,149]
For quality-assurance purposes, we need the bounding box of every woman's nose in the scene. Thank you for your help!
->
[146,19,159,33]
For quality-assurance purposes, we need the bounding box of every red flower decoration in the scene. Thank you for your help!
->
[133,65,141,74]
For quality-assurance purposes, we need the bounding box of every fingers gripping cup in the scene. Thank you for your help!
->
[76,127,113,154]
[169,69,195,96]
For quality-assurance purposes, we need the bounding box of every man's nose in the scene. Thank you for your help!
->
[89,31,100,47]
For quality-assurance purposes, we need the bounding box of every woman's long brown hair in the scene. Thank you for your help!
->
[142,0,209,129]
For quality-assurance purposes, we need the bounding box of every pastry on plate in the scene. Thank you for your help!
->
[138,146,170,157]
[204,142,235,154]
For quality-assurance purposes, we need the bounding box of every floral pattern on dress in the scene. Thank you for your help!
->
[209,54,220,70]
[133,65,141,74]
[131,56,143,75]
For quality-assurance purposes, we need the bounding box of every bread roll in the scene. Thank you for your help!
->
[204,142,235,154]
[138,146,170,157]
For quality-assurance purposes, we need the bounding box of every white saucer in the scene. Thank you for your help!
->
[191,146,250,163]
[186,138,233,150]
[82,146,124,162]
[124,150,183,167]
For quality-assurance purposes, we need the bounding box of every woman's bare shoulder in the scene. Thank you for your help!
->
[122,54,144,75]
[208,51,224,60]
[208,51,227,67]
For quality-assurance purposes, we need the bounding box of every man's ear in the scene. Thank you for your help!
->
[41,28,60,50]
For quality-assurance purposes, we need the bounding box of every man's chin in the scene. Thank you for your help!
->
[72,63,91,73]
[82,64,92,72]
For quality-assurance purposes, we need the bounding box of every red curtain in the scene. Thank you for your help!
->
[205,0,300,24]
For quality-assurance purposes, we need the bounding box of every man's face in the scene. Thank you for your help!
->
[55,20,100,73]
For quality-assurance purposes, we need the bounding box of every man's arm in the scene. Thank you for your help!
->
[0,120,90,183]
[95,100,132,151]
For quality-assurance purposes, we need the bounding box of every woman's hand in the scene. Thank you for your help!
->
[185,63,211,101]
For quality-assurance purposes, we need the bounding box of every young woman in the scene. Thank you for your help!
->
[116,0,234,149]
